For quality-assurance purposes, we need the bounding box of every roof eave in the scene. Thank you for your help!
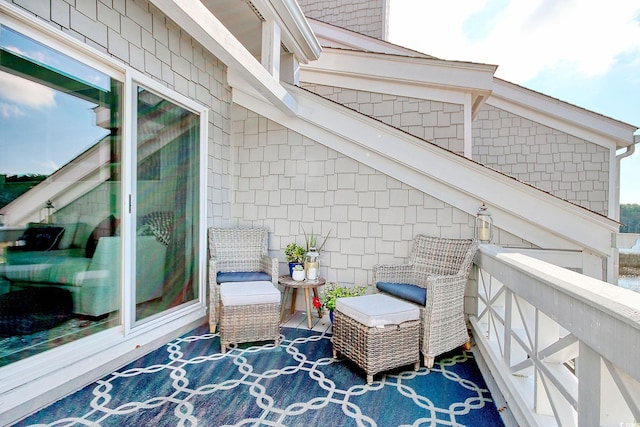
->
[149,0,297,115]
[253,0,322,63]
[300,47,496,117]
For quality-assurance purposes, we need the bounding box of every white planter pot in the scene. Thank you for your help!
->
[292,270,305,281]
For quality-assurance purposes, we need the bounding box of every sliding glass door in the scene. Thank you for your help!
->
[0,23,204,362]
[0,25,122,364]
[134,87,200,322]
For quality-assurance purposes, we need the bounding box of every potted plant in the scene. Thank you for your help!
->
[313,282,367,322]
[302,227,331,254]
[291,264,305,281]
[284,242,306,276]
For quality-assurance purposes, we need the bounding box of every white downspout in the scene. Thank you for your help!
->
[613,140,636,220]
[610,137,638,284]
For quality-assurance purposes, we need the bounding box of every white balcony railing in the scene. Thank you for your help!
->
[470,245,640,427]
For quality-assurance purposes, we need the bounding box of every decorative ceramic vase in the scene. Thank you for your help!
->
[288,262,303,276]
[292,269,305,281]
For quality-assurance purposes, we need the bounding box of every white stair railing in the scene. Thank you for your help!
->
[470,244,640,427]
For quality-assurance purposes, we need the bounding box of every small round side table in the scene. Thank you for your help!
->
[278,275,326,329]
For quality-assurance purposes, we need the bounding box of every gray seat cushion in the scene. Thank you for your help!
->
[376,282,426,306]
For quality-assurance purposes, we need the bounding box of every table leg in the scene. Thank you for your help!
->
[312,287,322,318]
[280,287,290,322]
[304,287,312,329]
[290,288,298,314]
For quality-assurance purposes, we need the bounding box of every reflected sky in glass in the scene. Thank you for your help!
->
[1,25,110,91]
[0,25,112,176]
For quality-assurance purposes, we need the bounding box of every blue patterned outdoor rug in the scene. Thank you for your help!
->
[16,325,504,426]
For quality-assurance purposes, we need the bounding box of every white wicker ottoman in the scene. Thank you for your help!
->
[219,281,281,353]
[332,294,420,384]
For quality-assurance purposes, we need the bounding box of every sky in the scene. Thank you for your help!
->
[387,0,640,204]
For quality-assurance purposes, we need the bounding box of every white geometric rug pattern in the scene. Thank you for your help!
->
[17,327,504,426]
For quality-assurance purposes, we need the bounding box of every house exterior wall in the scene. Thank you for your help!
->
[297,0,388,40]
[301,83,465,155]
[231,105,532,285]
[473,105,610,215]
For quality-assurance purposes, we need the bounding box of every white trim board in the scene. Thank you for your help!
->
[302,47,496,95]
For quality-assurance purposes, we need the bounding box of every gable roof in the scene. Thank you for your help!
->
[307,19,638,150]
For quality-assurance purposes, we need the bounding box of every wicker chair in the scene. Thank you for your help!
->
[373,235,479,368]
[208,227,279,333]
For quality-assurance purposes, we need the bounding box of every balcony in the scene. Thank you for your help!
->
[10,243,639,426]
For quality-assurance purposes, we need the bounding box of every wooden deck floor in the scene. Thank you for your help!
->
[280,310,333,334]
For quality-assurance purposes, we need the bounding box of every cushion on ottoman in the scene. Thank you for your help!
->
[336,293,420,327]
[220,281,280,306]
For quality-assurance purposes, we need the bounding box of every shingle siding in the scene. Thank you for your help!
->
[301,83,610,216]
[473,105,610,215]
[297,0,387,40]
[301,83,465,155]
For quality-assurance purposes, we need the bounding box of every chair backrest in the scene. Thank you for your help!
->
[410,235,479,277]
[208,227,268,272]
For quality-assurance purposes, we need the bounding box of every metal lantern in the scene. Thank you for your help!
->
[475,203,493,243]
[304,246,320,282]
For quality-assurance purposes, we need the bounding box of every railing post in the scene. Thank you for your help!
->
[578,342,600,426]
[580,342,638,426]
[503,288,511,367]
[535,310,558,417]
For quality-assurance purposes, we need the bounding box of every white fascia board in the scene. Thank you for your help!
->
[301,67,468,105]
[308,18,432,58]
[232,80,618,256]
[149,0,296,115]
[302,48,496,94]
[252,0,321,62]
[490,79,637,149]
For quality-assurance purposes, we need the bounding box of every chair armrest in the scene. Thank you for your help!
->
[373,263,414,285]
[421,271,471,361]
[425,272,468,302]
[259,255,279,286]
